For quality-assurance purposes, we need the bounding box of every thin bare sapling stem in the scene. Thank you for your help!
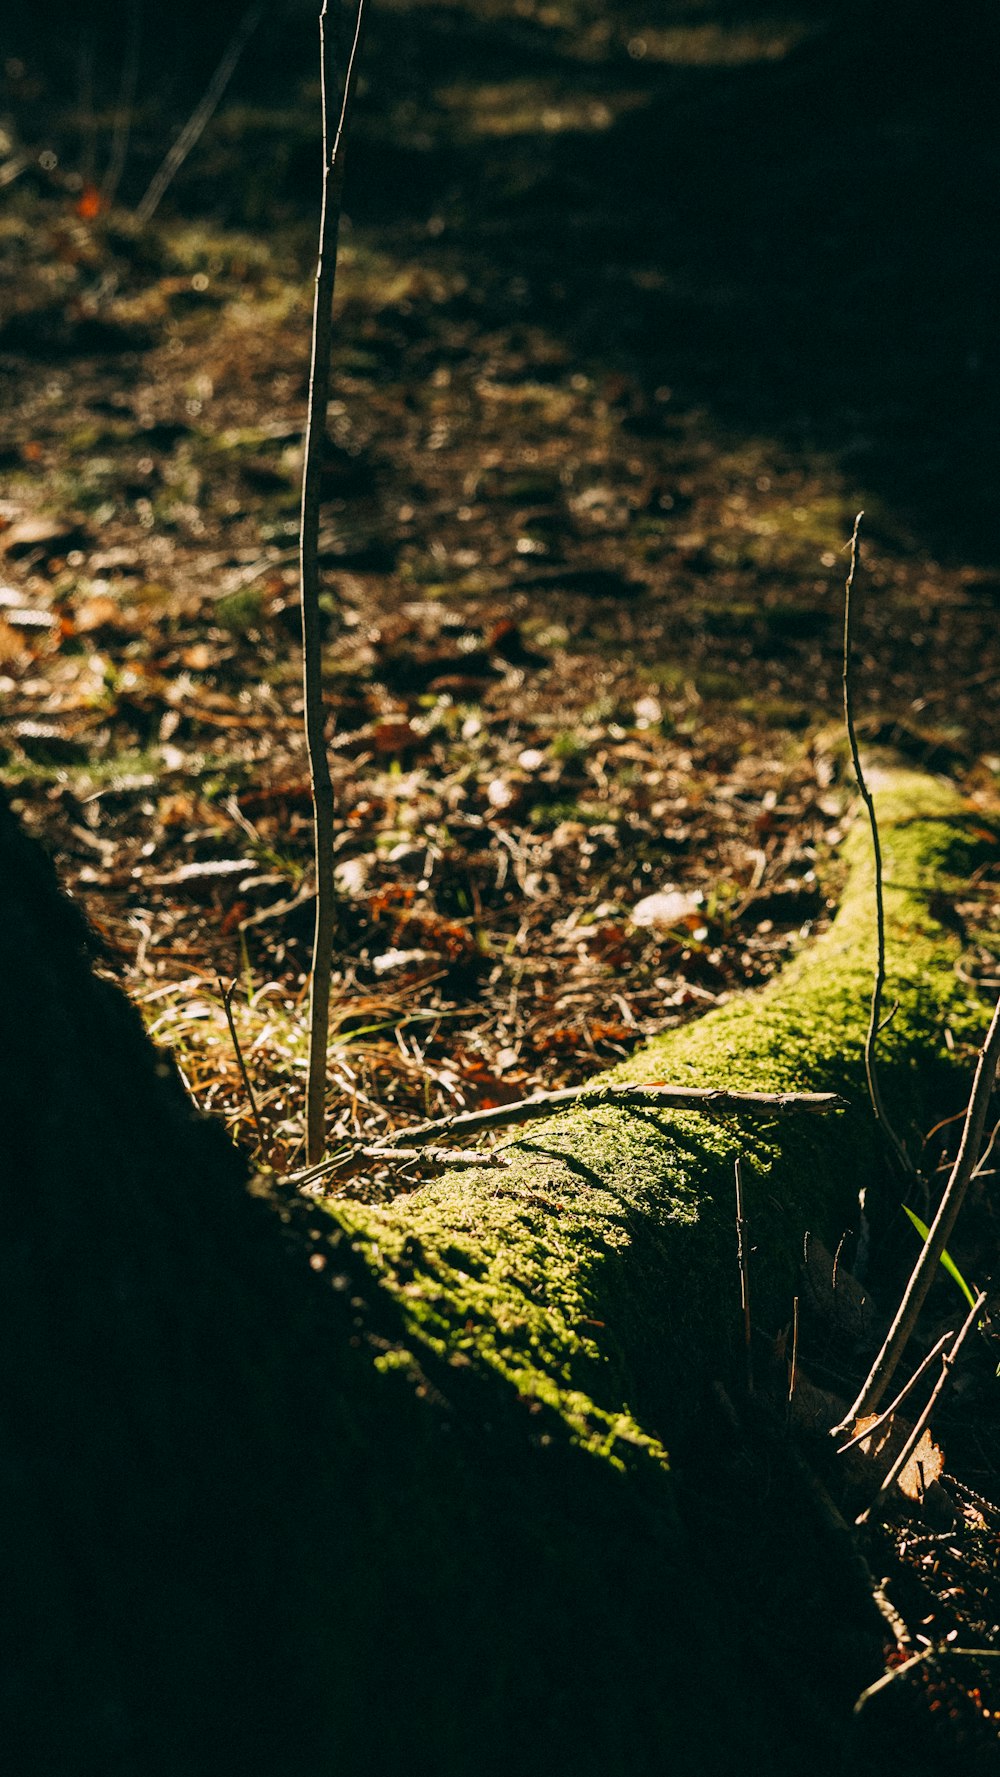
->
[842,511,912,1178]
[301,0,367,1165]
[838,991,1000,1428]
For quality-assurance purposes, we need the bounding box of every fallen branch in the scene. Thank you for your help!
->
[369,1083,846,1153]
[291,1143,510,1188]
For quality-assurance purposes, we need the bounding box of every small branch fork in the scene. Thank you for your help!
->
[854,1643,1000,1716]
[837,990,1000,1427]
[835,1329,953,1455]
[842,511,912,1178]
[856,1287,987,1528]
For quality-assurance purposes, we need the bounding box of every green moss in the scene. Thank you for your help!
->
[329,771,995,1474]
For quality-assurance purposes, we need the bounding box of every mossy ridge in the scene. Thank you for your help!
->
[331,770,994,1465]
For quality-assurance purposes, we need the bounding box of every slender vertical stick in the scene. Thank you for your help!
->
[734,1157,754,1393]
[301,0,367,1164]
[842,512,911,1177]
[788,1294,799,1410]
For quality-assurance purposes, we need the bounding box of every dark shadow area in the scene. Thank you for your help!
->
[0,784,904,1776]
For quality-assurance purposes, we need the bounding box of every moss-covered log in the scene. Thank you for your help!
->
[1,771,993,1776]
[336,769,990,1458]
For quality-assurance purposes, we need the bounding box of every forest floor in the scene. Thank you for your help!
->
[1,2,999,1755]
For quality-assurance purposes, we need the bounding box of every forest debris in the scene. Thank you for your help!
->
[630,888,702,930]
[1,514,89,558]
[151,858,257,887]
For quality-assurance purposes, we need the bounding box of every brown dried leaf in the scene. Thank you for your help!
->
[849,1413,944,1498]
[897,1428,945,1501]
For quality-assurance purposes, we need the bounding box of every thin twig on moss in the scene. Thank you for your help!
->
[293,1143,510,1189]
[373,1082,846,1151]
[282,1083,844,1190]
[838,990,1000,1427]
[842,511,912,1178]
[301,0,368,1165]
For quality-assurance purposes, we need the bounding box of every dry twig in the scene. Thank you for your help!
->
[836,1329,953,1455]
[842,511,911,1177]
[734,1156,754,1392]
[217,975,271,1167]
[854,1643,1000,1715]
[839,991,1000,1426]
[856,1288,987,1527]
[134,2,264,225]
[374,1082,845,1151]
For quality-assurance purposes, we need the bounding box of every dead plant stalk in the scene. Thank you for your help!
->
[301,0,367,1165]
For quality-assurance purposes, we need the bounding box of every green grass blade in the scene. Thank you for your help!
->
[902,1203,977,1310]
